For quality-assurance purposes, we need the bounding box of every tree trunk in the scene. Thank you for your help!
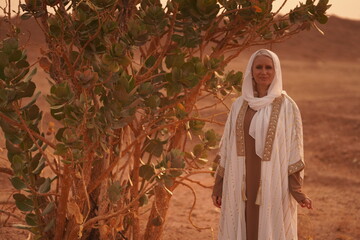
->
[54,165,71,240]
[131,142,142,240]
[143,185,173,240]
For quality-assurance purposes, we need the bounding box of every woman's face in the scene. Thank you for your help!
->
[252,55,275,90]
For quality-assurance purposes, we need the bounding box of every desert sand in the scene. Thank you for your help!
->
[0,16,360,239]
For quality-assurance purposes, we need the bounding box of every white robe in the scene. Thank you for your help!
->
[217,93,304,240]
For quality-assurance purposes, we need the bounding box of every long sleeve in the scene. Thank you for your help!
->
[289,170,307,202]
[212,155,224,197]
[212,174,223,197]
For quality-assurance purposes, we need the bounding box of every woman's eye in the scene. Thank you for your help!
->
[265,66,273,69]
[256,66,262,69]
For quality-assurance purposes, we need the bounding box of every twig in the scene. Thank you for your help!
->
[175,181,212,231]
[13,106,59,175]
[0,112,56,149]
[0,209,24,222]
[135,4,177,83]
[177,176,213,189]
[0,167,13,176]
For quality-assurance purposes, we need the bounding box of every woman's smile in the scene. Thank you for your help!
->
[252,55,275,92]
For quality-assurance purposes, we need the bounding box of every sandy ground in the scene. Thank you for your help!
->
[1,16,360,240]
[157,60,360,240]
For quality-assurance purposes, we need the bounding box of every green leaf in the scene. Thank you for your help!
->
[32,157,45,175]
[38,178,51,193]
[0,52,10,67]
[145,139,164,157]
[44,218,55,232]
[14,81,36,100]
[11,154,25,175]
[316,14,328,24]
[62,128,78,144]
[25,213,38,226]
[13,193,34,212]
[189,119,205,134]
[145,55,156,68]
[23,68,37,82]
[138,82,154,96]
[316,0,330,12]
[175,102,187,119]
[9,176,26,190]
[151,216,163,226]
[11,50,24,62]
[3,38,18,53]
[6,139,22,155]
[49,24,61,37]
[55,127,66,142]
[162,175,174,188]
[21,12,33,20]
[165,52,185,68]
[54,143,68,155]
[225,70,243,88]
[139,164,155,181]
[204,129,218,147]
[139,194,148,207]
[4,64,21,80]
[117,55,131,67]
[42,201,55,216]
[145,95,160,109]
[25,104,40,121]
[166,80,182,97]
[108,181,123,203]
[193,144,205,158]
[49,82,73,101]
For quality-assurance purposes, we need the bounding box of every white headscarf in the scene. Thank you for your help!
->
[242,49,285,159]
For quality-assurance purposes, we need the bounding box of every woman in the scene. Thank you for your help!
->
[212,49,312,240]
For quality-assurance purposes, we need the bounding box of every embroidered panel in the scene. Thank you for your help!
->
[262,96,283,161]
[236,101,248,156]
[288,160,305,175]
[216,165,225,177]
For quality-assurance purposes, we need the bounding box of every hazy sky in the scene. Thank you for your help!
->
[2,0,360,20]
[273,0,360,20]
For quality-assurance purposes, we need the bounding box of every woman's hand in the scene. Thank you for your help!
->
[212,195,222,208]
[299,198,313,209]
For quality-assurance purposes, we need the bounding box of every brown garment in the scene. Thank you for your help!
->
[243,106,260,240]
[289,171,307,202]
[212,173,223,197]
[212,106,307,239]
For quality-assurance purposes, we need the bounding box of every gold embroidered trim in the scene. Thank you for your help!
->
[236,101,248,156]
[288,160,305,175]
[216,165,225,177]
[262,96,283,161]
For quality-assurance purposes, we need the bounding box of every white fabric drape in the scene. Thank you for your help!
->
[242,49,284,159]
[217,49,305,240]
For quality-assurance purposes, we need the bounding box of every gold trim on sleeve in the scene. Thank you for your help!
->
[262,95,283,161]
[288,160,305,175]
[236,101,248,156]
[216,165,225,177]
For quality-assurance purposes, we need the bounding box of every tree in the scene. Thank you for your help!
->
[0,0,330,239]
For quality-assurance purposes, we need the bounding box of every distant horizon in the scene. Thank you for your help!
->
[272,0,360,21]
[2,0,360,21]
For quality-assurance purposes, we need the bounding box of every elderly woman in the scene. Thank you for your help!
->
[212,49,312,240]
